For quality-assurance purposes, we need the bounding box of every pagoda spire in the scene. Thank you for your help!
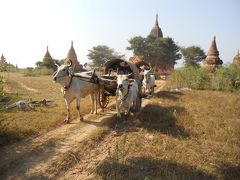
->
[44,45,51,58]
[149,14,163,38]
[207,35,219,56]
[155,14,159,26]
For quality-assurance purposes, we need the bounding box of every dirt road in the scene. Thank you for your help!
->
[0,80,166,179]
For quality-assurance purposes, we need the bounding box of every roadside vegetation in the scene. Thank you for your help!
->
[20,67,54,76]
[0,76,4,100]
[168,65,240,91]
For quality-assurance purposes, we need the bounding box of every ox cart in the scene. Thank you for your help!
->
[98,59,142,111]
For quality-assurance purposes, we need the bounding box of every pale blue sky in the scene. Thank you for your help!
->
[0,0,239,67]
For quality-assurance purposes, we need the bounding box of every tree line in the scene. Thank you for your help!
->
[1,35,206,73]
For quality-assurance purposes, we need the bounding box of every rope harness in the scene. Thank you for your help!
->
[63,73,99,91]
[117,84,131,101]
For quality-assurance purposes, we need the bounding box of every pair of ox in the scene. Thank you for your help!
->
[53,61,140,122]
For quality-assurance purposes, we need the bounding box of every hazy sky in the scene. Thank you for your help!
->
[0,0,239,68]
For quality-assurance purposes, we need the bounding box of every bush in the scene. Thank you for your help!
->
[23,67,54,76]
[0,76,5,100]
[169,66,209,90]
[212,65,240,91]
[169,65,240,91]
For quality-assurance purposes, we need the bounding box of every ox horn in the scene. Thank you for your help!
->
[67,59,73,67]
[54,61,60,67]
[148,64,152,71]
[127,73,133,78]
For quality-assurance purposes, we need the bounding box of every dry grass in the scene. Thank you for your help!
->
[0,72,94,146]
[95,89,240,179]
[46,84,240,179]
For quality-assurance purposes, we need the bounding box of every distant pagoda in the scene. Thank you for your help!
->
[0,53,7,71]
[42,46,55,69]
[149,14,163,38]
[232,49,240,65]
[64,41,82,72]
[202,36,223,72]
[43,46,52,63]
[0,53,5,61]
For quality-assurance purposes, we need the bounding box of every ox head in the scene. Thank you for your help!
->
[142,65,152,83]
[52,59,74,84]
[117,73,132,92]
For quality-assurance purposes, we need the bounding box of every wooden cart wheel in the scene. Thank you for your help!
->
[98,87,109,110]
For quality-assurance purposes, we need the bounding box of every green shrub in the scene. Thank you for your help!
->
[169,66,209,90]
[0,76,5,100]
[169,65,240,91]
[35,67,54,75]
[211,65,240,91]
[23,67,54,76]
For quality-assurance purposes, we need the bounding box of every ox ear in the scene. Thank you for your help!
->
[68,65,75,76]
[140,65,145,70]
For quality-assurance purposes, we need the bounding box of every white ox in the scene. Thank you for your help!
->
[116,74,139,118]
[53,60,99,123]
[142,69,155,95]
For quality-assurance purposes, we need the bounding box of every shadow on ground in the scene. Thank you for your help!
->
[96,156,216,180]
[155,91,183,100]
[220,163,240,180]
[84,103,190,139]
[137,104,190,138]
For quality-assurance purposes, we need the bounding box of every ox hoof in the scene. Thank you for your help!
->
[79,116,84,121]
[64,119,70,123]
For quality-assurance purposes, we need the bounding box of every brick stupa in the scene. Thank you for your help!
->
[232,49,240,65]
[64,41,82,72]
[43,46,53,63]
[202,36,223,72]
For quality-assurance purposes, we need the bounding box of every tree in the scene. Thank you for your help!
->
[127,36,181,67]
[35,59,58,70]
[181,46,206,67]
[87,45,125,66]
[42,58,55,69]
